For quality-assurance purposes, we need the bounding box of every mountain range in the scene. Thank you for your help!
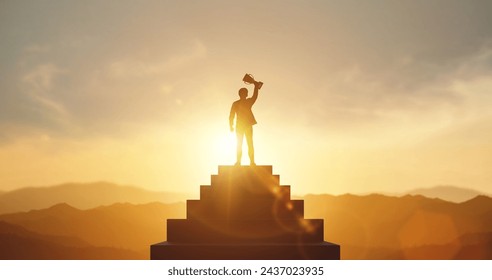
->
[0,202,185,255]
[0,182,190,214]
[0,193,491,259]
[303,194,492,259]
[356,185,490,203]
[404,185,488,203]
[1,183,489,215]
[0,221,144,260]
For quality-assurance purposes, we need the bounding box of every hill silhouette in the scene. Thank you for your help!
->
[342,232,492,260]
[0,221,144,259]
[0,202,185,254]
[0,182,189,214]
[405,186,488,203]
[397,232,492,260]
[0,220,89,247]
[0,194,491,259]
[303,194,492,259]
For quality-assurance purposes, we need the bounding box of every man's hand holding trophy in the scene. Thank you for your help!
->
[243,73,263,89]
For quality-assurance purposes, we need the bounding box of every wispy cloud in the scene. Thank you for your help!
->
[106,39,207,79]
[21,63,70,126]
[22,63,62,92]
[23,44,51,54]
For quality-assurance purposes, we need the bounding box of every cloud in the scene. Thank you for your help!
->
[0,35,211,143]
[22,63,62,92]
[106,40,207,79]
[23,44,51,54]
[285,40,492,150]
[21,63,69,123]
[0,60,71,142]
[2,1,492,145]
[72,39,209,129]
[164,40,207,70]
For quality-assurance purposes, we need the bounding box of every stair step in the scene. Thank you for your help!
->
[166,218,324,244]
[218,165,273,175]
[187,199,303,220]
[151,242,341,260]
[210,174,280,192]
[199,184,291,201]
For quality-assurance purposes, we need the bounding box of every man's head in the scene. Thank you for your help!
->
[238,88,248,100]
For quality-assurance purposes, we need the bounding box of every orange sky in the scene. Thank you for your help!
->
[1,1,492,195]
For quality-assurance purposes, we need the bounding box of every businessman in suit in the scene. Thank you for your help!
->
[229,81,261,166]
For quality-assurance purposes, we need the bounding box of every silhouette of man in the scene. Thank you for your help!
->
[229,81,261,166]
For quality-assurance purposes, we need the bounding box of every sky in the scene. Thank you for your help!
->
[1,0,492,195]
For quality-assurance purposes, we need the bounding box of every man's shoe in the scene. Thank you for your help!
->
[250,162,256,166]
[234,162,241,166]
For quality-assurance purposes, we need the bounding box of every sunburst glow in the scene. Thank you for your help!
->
[210,131,237,165]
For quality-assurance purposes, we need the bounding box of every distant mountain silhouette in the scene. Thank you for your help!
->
[0,202,185,254]
[0,182,189,214]
[0,221,144,259]
[0,220,88,247]
[343,232,492,260]
[405,185,488,203]
[399,232,492,260]
[303,194,492,259]
[1,194,491,259]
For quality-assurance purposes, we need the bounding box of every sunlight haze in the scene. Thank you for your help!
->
[1,0,492,196]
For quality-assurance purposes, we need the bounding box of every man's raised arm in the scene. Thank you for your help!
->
[249,82,260,104]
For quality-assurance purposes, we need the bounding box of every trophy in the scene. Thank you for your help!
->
[243,73,263,89]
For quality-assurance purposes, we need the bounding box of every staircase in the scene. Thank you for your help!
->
[150,165,340,259]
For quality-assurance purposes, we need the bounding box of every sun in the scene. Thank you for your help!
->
[213,132,237,164]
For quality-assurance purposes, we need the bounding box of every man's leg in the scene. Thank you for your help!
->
[245,126,255,165]
[235,127,244,165]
